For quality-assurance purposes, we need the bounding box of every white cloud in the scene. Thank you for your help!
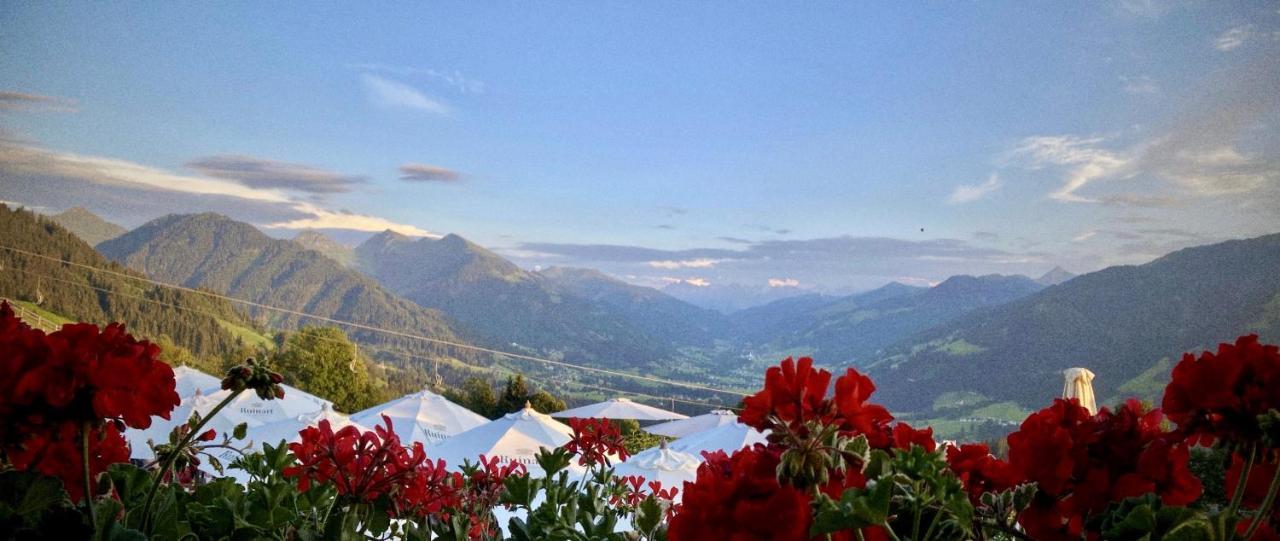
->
[1009,135,1131,203]
[767,278,800,288]
[349,64,485,94]
[683,278,710,287]
[361,74,450,115]
[947,173,1002,204]
[1073,230,1098,242]
[646,258,724,269]
[1214,25,1253,51]
[263,203,435,237]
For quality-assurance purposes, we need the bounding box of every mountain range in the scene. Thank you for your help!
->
[48,206,127,246]
[96,213,466,354]
[868,233,1280,416]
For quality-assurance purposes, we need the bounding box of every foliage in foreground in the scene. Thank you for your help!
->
[1,302,1279,540]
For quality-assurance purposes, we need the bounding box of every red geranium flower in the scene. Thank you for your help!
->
[740,357,836,432]
[833,368,893,446]
[284,415,428,501]
[1006,399,1201,540]
[889,422,936,452]
[945,443,1020,505]
[564,417,629,467]
[396,457,463,519]
[5,420,130,502]
[1162,334,1280,448]
[669,445,813,541]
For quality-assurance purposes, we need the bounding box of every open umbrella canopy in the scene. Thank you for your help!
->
[550,398,688,421]
[172,366,223,399]
[644,409,738,438]
[246,404,367,451]
[125,393,201,460]
[611,442,700,502]
[350,389,489,446]
[429,404,577,476]
[195,383,330,431]
[668,420,768,458]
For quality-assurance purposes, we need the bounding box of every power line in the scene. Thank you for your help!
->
[0,244,750,397]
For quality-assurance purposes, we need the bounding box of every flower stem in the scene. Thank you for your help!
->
[1227,444,1257,518]
[80,422,97,529]
[140,388,243,533]
[1241,458,1280,540]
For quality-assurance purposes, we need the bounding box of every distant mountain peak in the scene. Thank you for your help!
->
[293,230,355,267]
[1037,266,1076,286]
[47,206,127,246]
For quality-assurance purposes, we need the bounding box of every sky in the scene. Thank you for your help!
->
[1,2,1277,294]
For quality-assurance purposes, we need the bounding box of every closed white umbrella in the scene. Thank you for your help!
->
[644,409,738,438]
[551,398,688,421]
[611,442,700,503]
[350,389,488,446]
[171,366,222,399]
[668,420,768,458]
[246,404,368,450]
[429,403,579,477]
[1062,367,1097,415]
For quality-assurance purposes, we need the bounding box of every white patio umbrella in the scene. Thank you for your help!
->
[668,420,768,458]
[611,442,701,503]
[550,398,688,421]
[1062,367,1097,415]
[644,409,738,438]
[350,389,489,446]
[428,403,579,477]
[245,403,368,451]
[126,392,203,460]
[171,366,222,399]
[194,383,330,431]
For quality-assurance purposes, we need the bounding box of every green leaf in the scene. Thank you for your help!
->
[233,422,248,441]
[634,495,663,535]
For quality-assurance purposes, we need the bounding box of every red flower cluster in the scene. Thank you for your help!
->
[396,457,463,519]
[284,415,428,500]
[669,445,813,541]
[1006,399,1201,541]
[452,455,527,540]
[739,357,926,453]
[945,443,1019,505]
[1162,334,1280,448]
[0,303,180,501]
[5,421,129,502]
[612,475,679,508]
[564,417,629,467]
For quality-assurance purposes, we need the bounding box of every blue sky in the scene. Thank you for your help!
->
[1,2,1277,293]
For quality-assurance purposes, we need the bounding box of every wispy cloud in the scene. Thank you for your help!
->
[186,155,365,195]
[1214,25,1254,51]
[647,258,724,269]
[1008,135,1130,203]
[349,63,485,94]
[0,140,433,236]
[947,173,1002,204]
[361,74,450,115]
[0,91,77,113]
[767,278,800,288]
[399,162,461,182]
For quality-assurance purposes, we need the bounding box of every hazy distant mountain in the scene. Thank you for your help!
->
[293,230,355,267]
[662,281,811,313]
[868,233,1280,414]
[0,205,245,359]
[748,277,1040,365]
[98,214,465,348]
[354,231,677,368]
[1036,266,1076,286]
[539,266,732,347]
[47,207,126,246]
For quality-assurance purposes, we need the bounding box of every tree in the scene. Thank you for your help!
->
[459,377,498,419]
[269,327,376,413]
[527,390,566,414]
[497,375,531,414]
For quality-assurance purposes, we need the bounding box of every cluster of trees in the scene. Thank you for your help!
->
[445,374,567,419]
